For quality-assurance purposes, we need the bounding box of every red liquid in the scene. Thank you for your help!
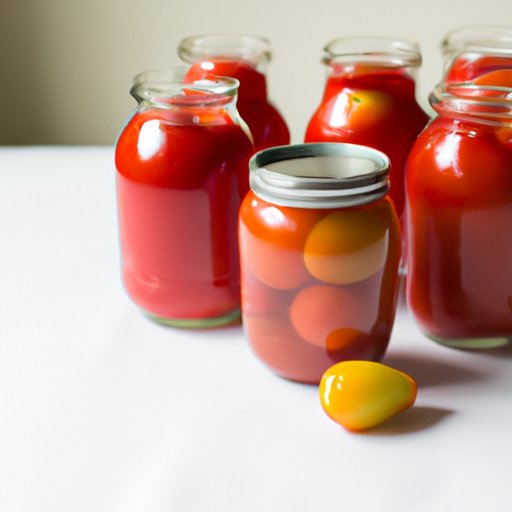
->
[185,61,290,151]
[305,69,429,221]
[406,115,512,342]
[115,108,253,322]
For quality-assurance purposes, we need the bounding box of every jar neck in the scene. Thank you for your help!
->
[178,35,270,100]
[130,68,241,125]
[430,82,512,127]
[442,25,512,60]
[323,36,421,81]
[249,143,390,209]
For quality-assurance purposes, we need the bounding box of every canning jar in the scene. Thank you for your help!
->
[304,37,429,225]
[178,34,290,151]
[115,68,254,327]
[406,80,512,348]
[239,143,401,383]
[441,25,512,84]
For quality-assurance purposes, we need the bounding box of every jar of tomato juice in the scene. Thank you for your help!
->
[178,34,290,151]
[304,37,429,226]
[239,143,401,383]
[115,68,254,327]
[406,80,512,348]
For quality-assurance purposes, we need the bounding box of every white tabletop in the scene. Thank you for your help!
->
[1,146,511,512]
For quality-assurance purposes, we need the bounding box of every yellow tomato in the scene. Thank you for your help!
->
[303,206,389,285]
[319,361,417,432]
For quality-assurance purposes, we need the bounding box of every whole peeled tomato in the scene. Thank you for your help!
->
[326,88,394,133]
[289,284,375,349]
[303,206,389,285]
[239,192,322,289]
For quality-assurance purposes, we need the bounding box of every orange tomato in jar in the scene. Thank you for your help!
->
[239,191,322,289]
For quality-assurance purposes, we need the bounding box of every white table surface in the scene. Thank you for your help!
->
[1,146,511,512]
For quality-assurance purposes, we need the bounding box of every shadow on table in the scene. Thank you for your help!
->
[383,351,489,388]
[362,406,454,436]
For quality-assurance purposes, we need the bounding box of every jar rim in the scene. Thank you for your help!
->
[178,34,272,65]
[323,36,422,68]
[130,67,239,107]
[249,143,390,209]
[430,81,512,123]
[441,24,512,57]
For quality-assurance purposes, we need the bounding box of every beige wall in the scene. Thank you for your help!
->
[1,0,511,145]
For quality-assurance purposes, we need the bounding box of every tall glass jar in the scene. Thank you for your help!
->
[406,81,512,348]
[239,143,401,383]
[441,25,512,84]
[115,68,254,327]
[178,34,290,151]
[304,37,429,226]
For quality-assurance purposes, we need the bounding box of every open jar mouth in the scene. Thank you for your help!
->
[430,81,512,122]
[130,67,239,108]
[178,34,272,65]
[249,143,390,209]
[322,36,422,68]
[441,25,512,58]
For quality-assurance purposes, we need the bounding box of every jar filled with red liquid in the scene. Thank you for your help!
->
[239,143,401,383]
[178,34,290,151]
[115,68,254,327]
[304,37,429,226]
[441,25,512,84]
[406,79,512,348]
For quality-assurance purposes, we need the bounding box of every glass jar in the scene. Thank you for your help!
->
[441,25,512,84]
[304,37,429,225]
[115,68,254,327]
[178,34,290,151]
[239,143,401,383]
[406,81,512,348]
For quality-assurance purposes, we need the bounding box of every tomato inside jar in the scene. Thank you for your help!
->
[239,143,401,383]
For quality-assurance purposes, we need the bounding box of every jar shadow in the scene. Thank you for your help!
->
[383,351,489,388]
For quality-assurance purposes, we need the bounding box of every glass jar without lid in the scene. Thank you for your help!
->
[406,81,512,348]
[115,68,254,327]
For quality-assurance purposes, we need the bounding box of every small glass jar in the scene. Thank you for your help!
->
[239,143,401,383]
[115,68,254,327]
[406,80,512,348]
[304,37,429,225]
[441,25,512,83]
[178,34,290,151]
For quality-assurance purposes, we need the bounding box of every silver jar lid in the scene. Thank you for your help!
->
[249,143,390,209]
